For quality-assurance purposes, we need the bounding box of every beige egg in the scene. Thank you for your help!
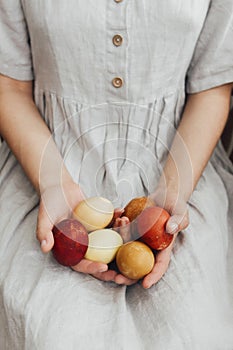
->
[84,229,123,264]
[73,197,114,232]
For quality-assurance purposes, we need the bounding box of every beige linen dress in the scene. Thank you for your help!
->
[0,1,233,349]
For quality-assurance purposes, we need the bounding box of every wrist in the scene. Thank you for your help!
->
[39,172,76,197]
[153,178,190,208]
[156,169,193,204]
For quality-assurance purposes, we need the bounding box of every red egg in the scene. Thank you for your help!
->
[52,219,88,266]
[137,206,173,250]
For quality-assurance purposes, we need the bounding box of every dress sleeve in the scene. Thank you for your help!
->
[186,0,233,93]
[0,0,33,80]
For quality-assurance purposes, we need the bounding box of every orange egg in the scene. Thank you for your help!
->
[116,241,154,280]
[137,206,173,250]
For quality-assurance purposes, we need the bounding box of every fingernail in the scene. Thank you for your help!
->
[41,240,47,248]
[99,266,108,273]
[144,284,151,289]
[167,223,178,233]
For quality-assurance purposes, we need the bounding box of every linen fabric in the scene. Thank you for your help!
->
[0,1,233,349]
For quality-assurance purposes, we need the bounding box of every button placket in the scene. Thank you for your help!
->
[106,0,128,100]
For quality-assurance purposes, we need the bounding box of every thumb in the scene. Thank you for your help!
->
[39,230,54,253]
[36,204,55,253]
[166,212,189,235]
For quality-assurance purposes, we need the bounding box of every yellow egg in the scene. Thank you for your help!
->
[84,229,123,264]
[73,197,114,232]
[116,241,155,280]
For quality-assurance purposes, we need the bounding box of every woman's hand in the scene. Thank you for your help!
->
[141,187,189,289]
[112,188,189,288]
[37,181,85,252]
[37,181,135,281]
[37,185,135,282]
[150,186,190,236]
[37,182,116,278]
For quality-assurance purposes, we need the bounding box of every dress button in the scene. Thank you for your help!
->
[112,77,123,88]
[112,34,123,47]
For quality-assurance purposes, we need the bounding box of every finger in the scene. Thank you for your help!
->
[114,207,125,218]
[107,208,124,228]
[113,217,131,242]
[166,212,189,234]
[91,270,118,282]
[113,217,121,228]
[114,274,138,286]
[71,259,108,274]
[40,231,54,253]
[36,205,55,253]
[142,262,168,289]
[118,217,131,242]
[142,251,171,289]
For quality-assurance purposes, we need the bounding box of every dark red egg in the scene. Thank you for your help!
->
[52,219,88,266]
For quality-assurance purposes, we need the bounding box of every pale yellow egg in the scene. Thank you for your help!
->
[73,197,114,232]
[84,229,123,264]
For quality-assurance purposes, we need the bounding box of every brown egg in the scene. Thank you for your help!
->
[124,197,155,222]
[116,241,155,280]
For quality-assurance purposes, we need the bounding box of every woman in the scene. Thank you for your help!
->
[0,1,233,349]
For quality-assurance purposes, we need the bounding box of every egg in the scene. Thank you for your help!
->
[84,229,123,264]
[116,241,154,280]
[137,206,173,250]
[73,197,114,232]
[52,219,88,266]
[124,196,155,222]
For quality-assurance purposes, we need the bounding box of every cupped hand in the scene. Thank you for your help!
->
[37,188,135,283]
[141,187,189,289]
[36,181,85,253]
[109,189,189,288]
[150,186,189,236]
[105,188,189,288]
